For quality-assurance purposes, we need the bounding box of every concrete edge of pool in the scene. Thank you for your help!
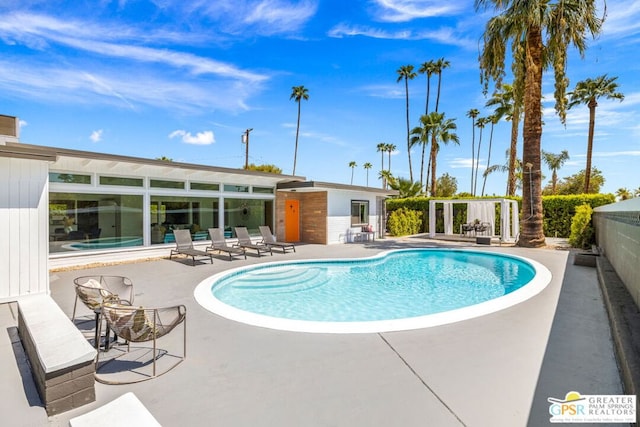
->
[193,248,553,334]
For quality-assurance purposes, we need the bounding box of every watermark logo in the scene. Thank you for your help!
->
[548,391,636,423]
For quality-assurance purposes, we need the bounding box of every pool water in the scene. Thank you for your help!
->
[194,249,551,333]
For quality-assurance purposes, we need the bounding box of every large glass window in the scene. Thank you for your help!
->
[150,196,219,244]
[49,192,144,253]
[224,199,273,238]
[351,200,369,226]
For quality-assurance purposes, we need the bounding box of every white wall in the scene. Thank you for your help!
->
[0,157,50,301]
[326,190,379,244]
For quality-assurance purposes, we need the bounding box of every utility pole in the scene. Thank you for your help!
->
[242,128,253,169]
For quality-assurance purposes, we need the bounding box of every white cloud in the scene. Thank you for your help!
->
[328,23,474,49]
[169,130,215,145]
[371,0,469,23]
[90,129,103,142]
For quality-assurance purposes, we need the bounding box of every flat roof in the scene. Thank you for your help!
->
[277,180,398,196]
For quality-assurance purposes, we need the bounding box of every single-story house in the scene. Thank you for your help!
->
[0,115,397,301]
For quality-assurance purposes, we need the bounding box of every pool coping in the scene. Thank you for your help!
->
[194,248,553,334]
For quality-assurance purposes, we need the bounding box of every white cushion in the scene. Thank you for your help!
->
[69,392,161,427]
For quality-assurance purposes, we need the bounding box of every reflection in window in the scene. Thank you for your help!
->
[49,172,91,184]
[190,182,220,191]
[49,193,143,253]
[99,176,144,187]
[223,184,249,193]
[351,200,369,226]
[150,179,185,189]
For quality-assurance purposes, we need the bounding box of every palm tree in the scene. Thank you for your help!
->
[290,85,309,176]
[433,57,450,112]
[484,149,524,192]
[396,65,417,182]
[477,0,603,247]
[616,188,632,201]
[422,112,459,196]
[634,187,640,198]
[348,161,357,185]
[465,108,480,195]
[386,143,397,174]
[418,60,437,190]
[376,142,386,173]
[485,83,520,196]
[568,75,624,193]
[379,170,394,190]
[363,162,372,187]
[474,117,490,196]
[389,177,422,198]
[481,115,499,196]
[541,150,570,195]
[410,121,430,192]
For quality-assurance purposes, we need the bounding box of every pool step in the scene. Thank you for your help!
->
[231,268,328,294]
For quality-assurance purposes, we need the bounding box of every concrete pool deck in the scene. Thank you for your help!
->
[0,237,631,426]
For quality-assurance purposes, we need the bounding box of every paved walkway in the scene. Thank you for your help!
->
[0,238,627,426]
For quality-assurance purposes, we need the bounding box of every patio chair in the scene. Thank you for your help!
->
[95,303,187,384]
[169,229,213,265]
[259,225,296,253]
[206,228,247,260]
[234,227,272,256]
[72,275,134,349]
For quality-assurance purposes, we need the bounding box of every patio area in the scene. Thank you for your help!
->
[0,237,628,426]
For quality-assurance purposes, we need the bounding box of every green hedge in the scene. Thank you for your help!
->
[385,194,615,238]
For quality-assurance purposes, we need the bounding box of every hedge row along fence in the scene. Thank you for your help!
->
[385,194,615,238]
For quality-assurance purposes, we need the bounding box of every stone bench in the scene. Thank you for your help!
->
[18,295,97,416]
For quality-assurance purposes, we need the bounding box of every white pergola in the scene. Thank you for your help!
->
[428,198,520,242]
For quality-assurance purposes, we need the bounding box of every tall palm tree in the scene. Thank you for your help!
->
[396,65,417,182]
[568,75,624,193]
[481,115,499,196]
[348,161,357,185]
[422,112,459,196]
[290,85,309,176]
[363,162,372,187]
[541,150,570,195]
[486,83,521,196]
[386,143,397,174]
[389,177,422,198]
[477,0,603,247]
[474,117,489,196]
[418,60,437,190]
[466,108,480,194]
[376,142,386,173]
[433,57,450,112]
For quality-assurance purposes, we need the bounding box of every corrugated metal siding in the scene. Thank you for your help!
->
[0,157,49,301]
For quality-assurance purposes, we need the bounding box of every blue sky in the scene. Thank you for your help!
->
[1,0,639,196]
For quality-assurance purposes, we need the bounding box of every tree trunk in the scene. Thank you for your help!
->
[507,106,520,196]
[293,102,301,175]
[481,122,494,196]
[429,135,438,196]
[405,78,414,182]
[471,118,476,195]
[518,27,545,248]
[584,98,597,193]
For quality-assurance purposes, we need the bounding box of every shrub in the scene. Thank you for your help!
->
[387,207,422,236]
[568,204,594,249]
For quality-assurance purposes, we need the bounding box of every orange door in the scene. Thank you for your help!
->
[285,199,300,242]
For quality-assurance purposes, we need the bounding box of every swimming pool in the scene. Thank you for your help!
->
[194,249,552,333]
